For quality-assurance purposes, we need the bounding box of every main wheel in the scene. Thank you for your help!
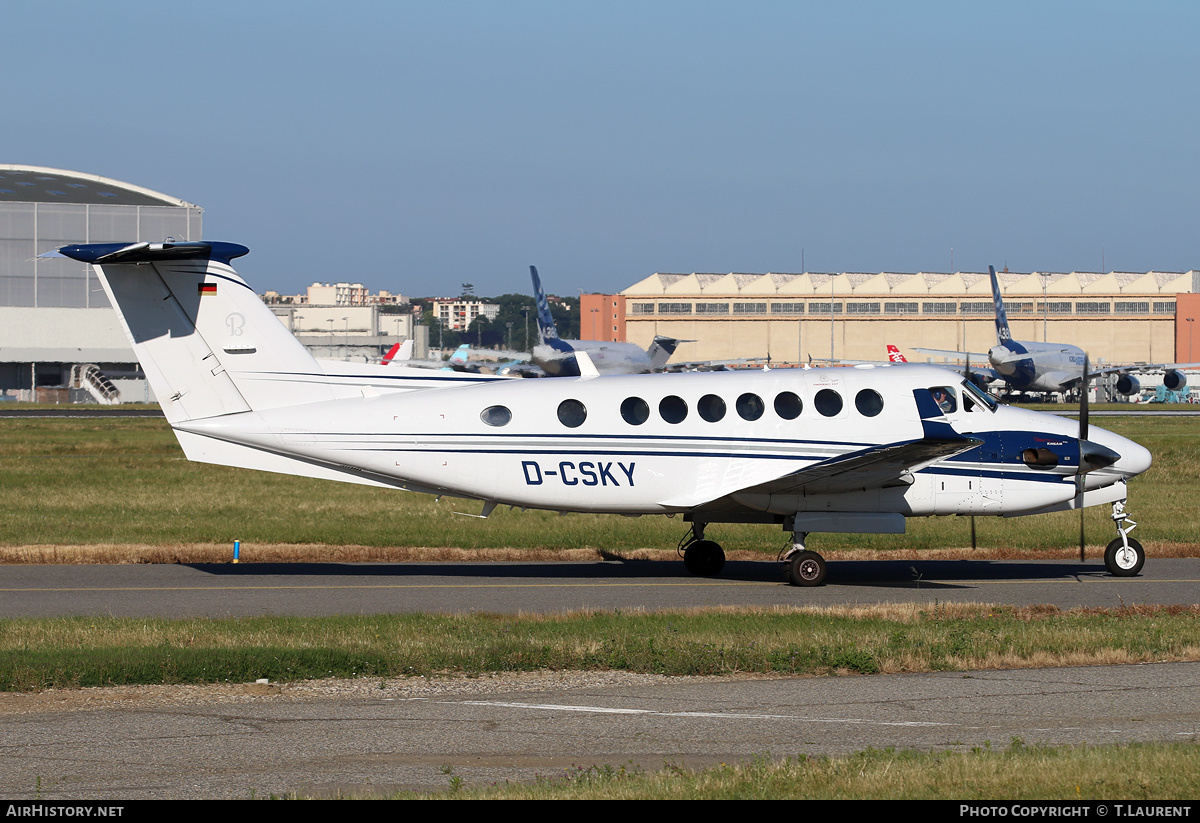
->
[787,550,827,587]
[683,540,725,577]
[1104,537,1145,577]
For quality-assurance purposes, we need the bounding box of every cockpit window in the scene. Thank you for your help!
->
[929,386,957,414]
[961,379,998,412]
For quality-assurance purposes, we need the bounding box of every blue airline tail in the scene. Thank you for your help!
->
[529,266,573,354]
[989,265,1014,346]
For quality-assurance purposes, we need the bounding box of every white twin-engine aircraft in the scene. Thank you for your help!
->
[52,241,1154,586]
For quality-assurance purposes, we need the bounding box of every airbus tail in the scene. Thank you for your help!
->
[989,265,1014,346]
[886,345,908,363]
[529,265,561,344]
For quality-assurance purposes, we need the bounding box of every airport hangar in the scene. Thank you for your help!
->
[0,165,417,404]
[583,269,1200,383]
[0,165,204,403]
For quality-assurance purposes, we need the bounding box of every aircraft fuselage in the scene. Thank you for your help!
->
[179,364,1149,522]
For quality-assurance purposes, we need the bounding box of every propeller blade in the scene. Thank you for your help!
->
[1080,354,1090,443]
[1078,353,1090,561]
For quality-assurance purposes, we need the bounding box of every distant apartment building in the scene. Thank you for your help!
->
[432,298,499,331]
[263,284,406,306]
[580,293,626,342]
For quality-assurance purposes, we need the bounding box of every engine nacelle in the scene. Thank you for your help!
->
[1115,374,1141,396]
[1163,369,1188,391]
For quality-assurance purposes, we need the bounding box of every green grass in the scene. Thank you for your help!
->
[2,604,1198,691]
[0,415,1196,553]
[392,742,1200,800]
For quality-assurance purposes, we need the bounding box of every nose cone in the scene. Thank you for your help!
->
[1089,428,1152,480]
[1114,438,1153,479]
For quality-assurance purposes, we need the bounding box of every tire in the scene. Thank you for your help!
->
[683,540,725,577]
[787,550,827,587]
[1104,537,1145,577]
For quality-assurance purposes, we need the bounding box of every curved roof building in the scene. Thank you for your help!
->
[0,166,203,401]
[0,164,201,308]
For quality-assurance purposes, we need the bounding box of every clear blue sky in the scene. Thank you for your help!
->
[6,1,1198,297]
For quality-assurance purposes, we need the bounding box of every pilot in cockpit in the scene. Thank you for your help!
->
[931,387,957,414]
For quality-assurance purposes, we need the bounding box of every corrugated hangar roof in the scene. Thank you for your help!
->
[0,164,198,208]
[623,269,1199,297]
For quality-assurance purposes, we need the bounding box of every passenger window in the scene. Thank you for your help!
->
[774,391,802,419]
[659,395,688,424]
[929,386,957,414]
[854,389,884,417]
[557,399,587,428]
[480,405,511,427]
[814,389,843,417]
[736,393,764,420]
[698,394,726,422]
[621,397,649,425]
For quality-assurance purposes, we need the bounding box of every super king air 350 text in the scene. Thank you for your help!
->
[47,241,1154,586]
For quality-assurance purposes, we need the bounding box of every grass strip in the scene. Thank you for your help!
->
[2,603,1198,691]
[0,415,1197,553]
[391,742,1200,800]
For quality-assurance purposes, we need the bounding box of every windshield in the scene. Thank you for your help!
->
[961,379,998,412]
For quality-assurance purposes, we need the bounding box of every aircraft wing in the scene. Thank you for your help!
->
[665,390,981,509]
[912,347,991,361]
[665,357,769,372]
[1041,361,1200,392]
[733,432,981,498]
[1085,361,1200,380]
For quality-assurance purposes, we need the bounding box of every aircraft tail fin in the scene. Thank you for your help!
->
[446,343,472,368]
[647,336,680,370]
[989,265,1013,345]
[381,339,412,365]
[52,241,333,424]
[886,344,908,363]
[529,265,562,344]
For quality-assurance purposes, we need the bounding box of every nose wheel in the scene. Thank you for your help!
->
[1104,538,1144,577]
[1103,501,1144,577]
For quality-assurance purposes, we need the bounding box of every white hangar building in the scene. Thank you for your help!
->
[0,164,202,403]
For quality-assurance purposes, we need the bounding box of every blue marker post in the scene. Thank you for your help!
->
[233,540,240,564]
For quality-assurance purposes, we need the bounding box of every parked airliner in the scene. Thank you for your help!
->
[916,266,1196,398]
[48,241,1154,584]
[528,266,680,376]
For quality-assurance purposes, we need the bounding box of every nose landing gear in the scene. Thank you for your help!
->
[1103,500,1145,577]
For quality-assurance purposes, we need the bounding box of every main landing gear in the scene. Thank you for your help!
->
[679,523,829,586]
[679,523,725,577]
[1104,500,1145,577]
[781,532,827,587]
